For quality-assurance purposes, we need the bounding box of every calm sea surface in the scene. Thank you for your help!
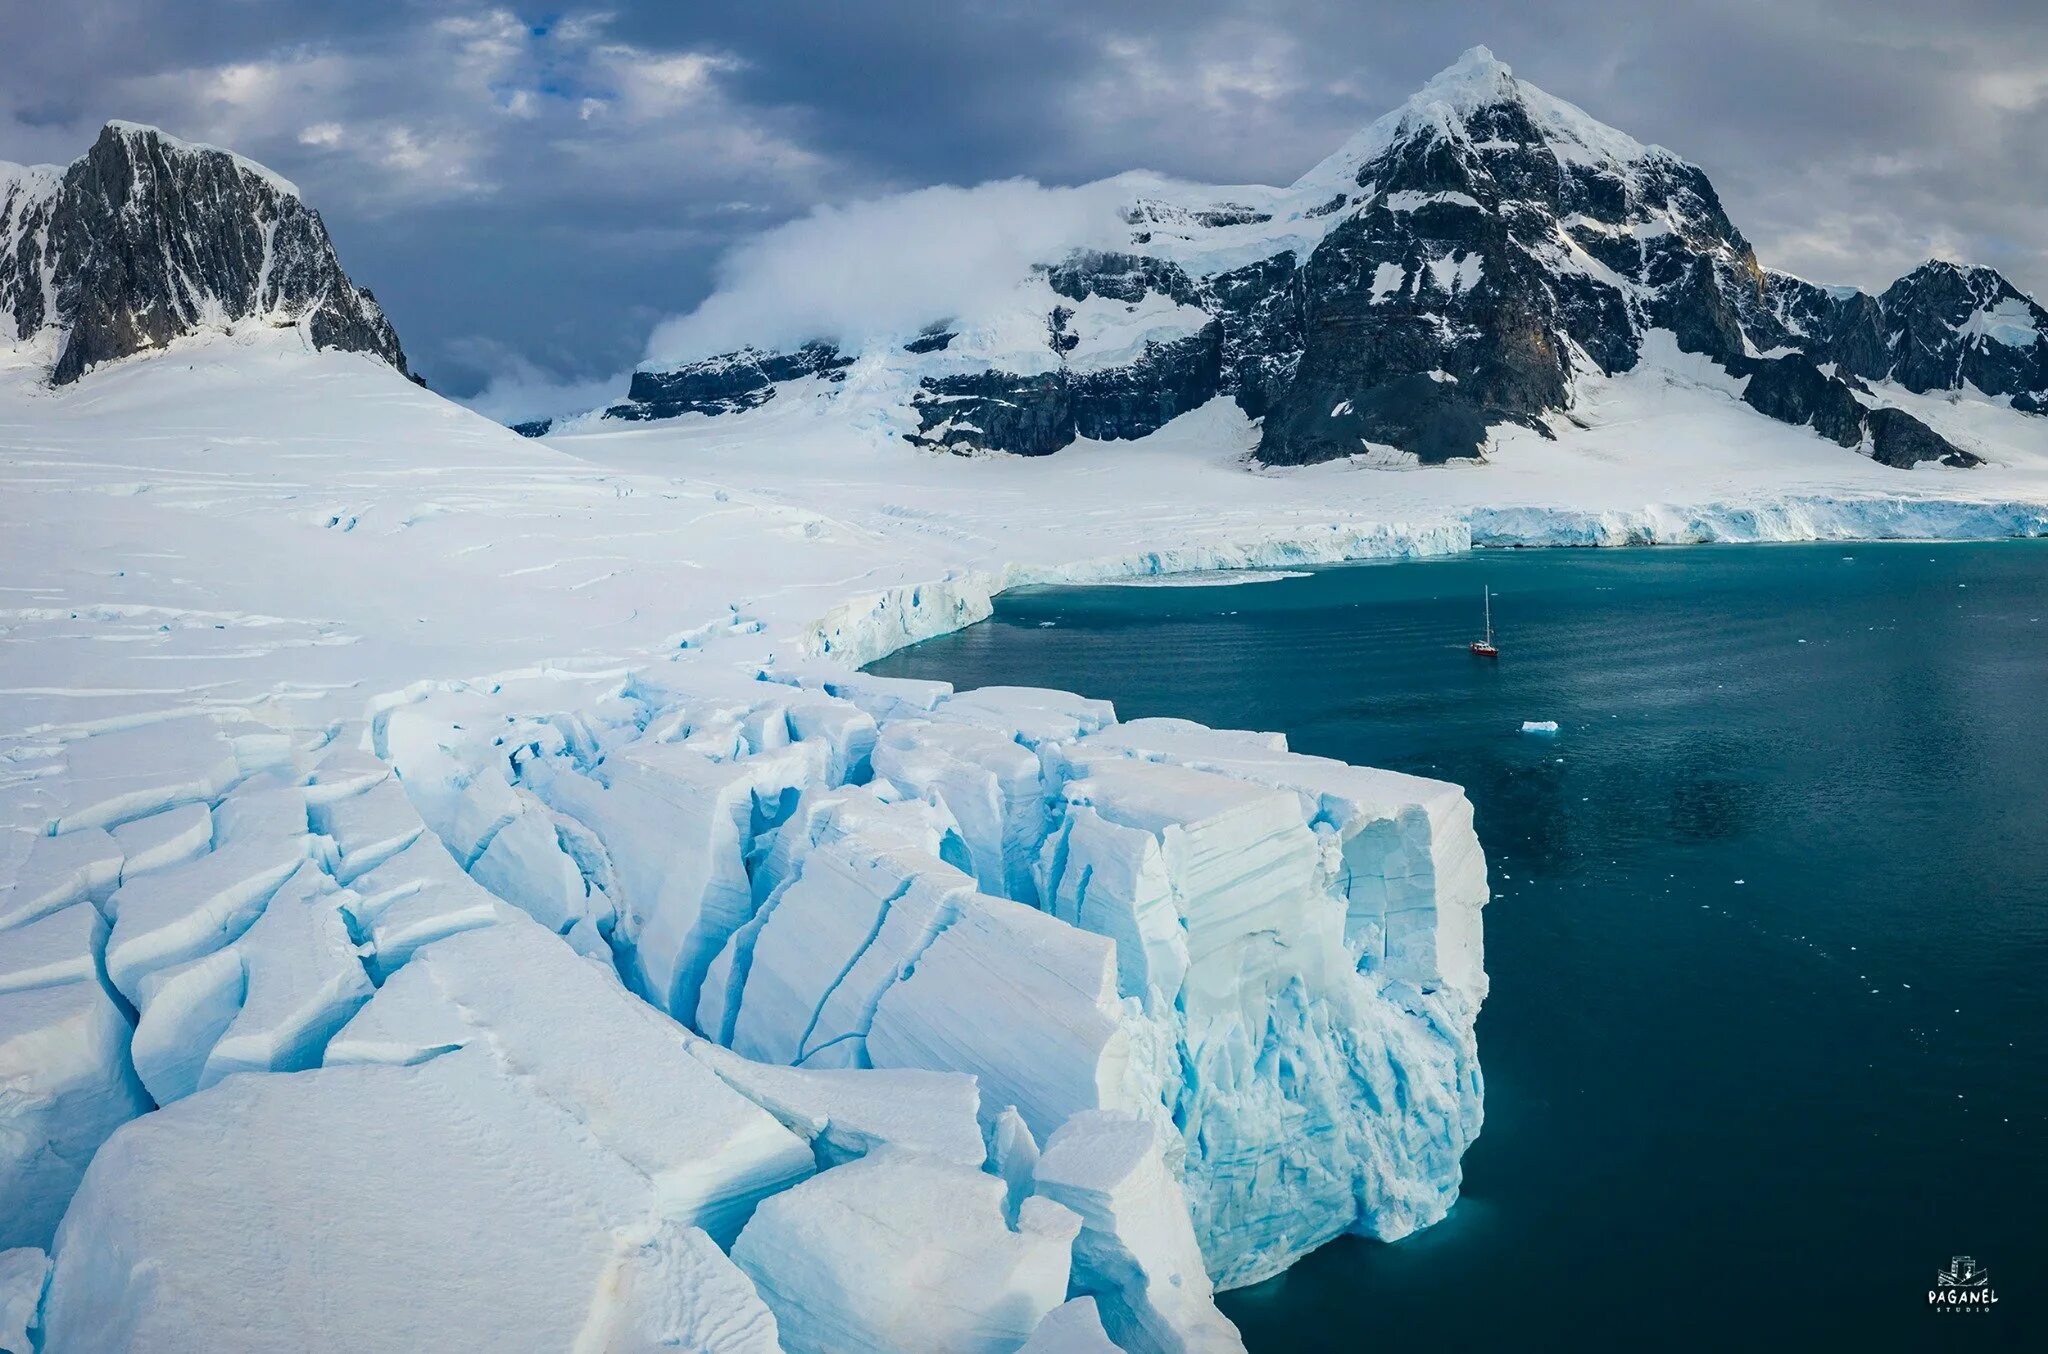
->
[867,541,2048,1351]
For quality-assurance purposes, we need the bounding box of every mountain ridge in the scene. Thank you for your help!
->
[547,47,2038,471]
[0,121,410,385]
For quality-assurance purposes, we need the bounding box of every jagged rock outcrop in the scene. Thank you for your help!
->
[565,47,2025,470]
[604,342,851,422]
[1,122,409,384]
[906,323,1224,456]
[1767,261,2048,411]
[1729,352,1980,467]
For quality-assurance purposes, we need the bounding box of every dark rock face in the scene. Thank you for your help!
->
[510,418,553,439]
[1725,352,1982,467]
[604,342,850,422]
[907,369,1071,457]
[1768,262,2048,406]
[1251,85,1774,463]
[1204,253,1304,420]
[1732,354,1867,447]
[2,123,409,384]
[1864,406,1981,469]
[906,324,1223,456]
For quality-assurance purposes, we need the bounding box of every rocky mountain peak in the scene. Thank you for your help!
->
[549,50,2028,471]
[0,120,410,385]
[1296,46,1658,199]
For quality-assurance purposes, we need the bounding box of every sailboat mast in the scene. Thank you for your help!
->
[1484,587,1491,643]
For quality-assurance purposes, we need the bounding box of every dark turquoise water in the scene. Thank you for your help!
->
[867,542,2048,1351]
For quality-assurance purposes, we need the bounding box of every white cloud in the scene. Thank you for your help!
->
[456,345,633,423]
[641,175,1149,367]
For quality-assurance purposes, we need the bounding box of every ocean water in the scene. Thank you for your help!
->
[866,541,2047,1350]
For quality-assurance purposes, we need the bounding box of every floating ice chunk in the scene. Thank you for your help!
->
[1034,1111,1244,1354]
[731,1150,1079,1354]
[690,1040,986,1170]
[1520,720,1559,734]
[1021,1297,1121,1353]
[40,1047,780,1353]
[111,802,212,878]
[0,903,150,1250]
[327,919,814,1243]
[0,1246,49,1354]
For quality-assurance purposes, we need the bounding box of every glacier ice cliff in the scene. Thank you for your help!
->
[2,642,1489,1351]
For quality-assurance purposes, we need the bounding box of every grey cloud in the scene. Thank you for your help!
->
[5,1,2045,405]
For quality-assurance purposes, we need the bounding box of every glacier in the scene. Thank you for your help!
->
[4,41,2048,1345]
[0,275,2044,1351]
[3,643,1489,1352]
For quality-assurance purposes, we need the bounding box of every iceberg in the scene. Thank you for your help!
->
[8,657,1487,1346]
[1521,720,1559,734]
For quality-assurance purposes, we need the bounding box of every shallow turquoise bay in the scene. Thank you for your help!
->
[868,540,2048,1350]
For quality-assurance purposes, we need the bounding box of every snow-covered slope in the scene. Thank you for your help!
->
[3,60,2048,1354]
[0,122,408,384]
[2,323,2045,1350]
[540,47,2042,474]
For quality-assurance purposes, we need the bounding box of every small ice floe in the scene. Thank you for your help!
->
[1520,720,1559,734]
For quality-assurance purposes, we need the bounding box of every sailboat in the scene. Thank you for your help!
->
[1470,587,1499,658]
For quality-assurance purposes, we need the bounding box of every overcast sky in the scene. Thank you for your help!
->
[7,0,2046,414]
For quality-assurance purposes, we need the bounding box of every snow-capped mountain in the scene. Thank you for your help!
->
[1767,260,2048,410]
[551,47,2046,471]
[0,121,409,384]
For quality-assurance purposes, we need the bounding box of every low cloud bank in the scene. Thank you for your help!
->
[641,174,1161,367]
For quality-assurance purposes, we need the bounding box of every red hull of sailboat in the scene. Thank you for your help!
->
[1469,642,1498,658]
